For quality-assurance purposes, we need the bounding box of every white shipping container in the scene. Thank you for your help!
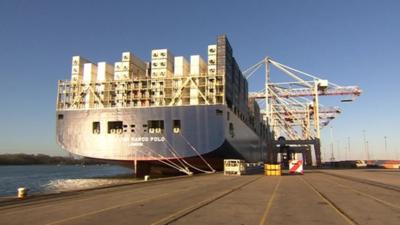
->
[114,71,130,80]
[121,52,133,62]
[121,62,147,73]
[151,49,174,60]
[121,52,147,70]
[151,68,173,78]
[208,55,217,66]
[190,87,199,105]
[208,45,217,55]
[208,65,217,75]
[190,55,207,75]
[71,64,84,75]
[71,74,81,82]
[97,62,114,81]
[190,88,199,97]
[72,56,90,66]
[151,59,174,70]
[114,62,124,72]
[83,63,97,83]
[174,56,189,76]
[121,61,132,71]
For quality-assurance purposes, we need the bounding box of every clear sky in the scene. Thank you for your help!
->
[0,0,399,160]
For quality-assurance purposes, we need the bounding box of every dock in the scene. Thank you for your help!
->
[0,169,399,225]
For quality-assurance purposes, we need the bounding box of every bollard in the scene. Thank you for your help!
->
[144,175,150,181]
[17,187,28,199]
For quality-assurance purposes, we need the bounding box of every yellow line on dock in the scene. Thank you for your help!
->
[299,176,357,225]
[258,176,281,225]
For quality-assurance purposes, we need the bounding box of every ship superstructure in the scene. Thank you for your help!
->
[56,35,267,175]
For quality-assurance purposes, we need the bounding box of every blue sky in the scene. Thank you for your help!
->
[0,0,399,160]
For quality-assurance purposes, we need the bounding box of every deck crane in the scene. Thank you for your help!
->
[244,57,361,166]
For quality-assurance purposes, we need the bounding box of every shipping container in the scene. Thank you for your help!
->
[83,63,97,83]
[114,71,130,80]
[121,52,147,70]
[190,55,207,75]
[151,49,174,61]
[208,65,217,75]
[151,58,174,70]
[72,56,90,67]
[97,62,114,81]
[208,45,217,55]
[71,56,91,82]
[174,56,189,76]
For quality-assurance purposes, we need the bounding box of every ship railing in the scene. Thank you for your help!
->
[57,79,225,110]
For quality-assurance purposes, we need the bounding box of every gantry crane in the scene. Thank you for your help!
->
[244,57,361,166]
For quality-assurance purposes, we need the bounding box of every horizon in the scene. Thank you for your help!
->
[0,0,399,160]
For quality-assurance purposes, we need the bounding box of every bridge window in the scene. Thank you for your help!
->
[92,122,100,134]
[58,114,64,120]
[216,109,223,115]
[108,121,123,134]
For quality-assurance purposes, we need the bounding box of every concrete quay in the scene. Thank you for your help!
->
[0,169,399,225]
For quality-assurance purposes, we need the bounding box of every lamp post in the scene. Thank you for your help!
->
[330,126,335,161]
[347,136,350,160]
[363,130,369,160]
[383,136,388,160]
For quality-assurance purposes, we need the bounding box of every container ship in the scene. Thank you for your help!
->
[56,35,268,176]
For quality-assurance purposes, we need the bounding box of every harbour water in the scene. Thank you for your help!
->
[0,165,133,197]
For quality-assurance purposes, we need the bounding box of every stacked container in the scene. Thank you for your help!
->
[207,45,217,75]
[114,52,147,80]
[151,49,174,106]
[207,45,217,103]
[96,62,114,107]
[173,56,189,105]
[97,62,114,82]
[189,55,206,105]
[83,63,97,83]
[82,63,97,108]
[248,98,261,133]
[151,49,174,78]
[71,56,90,83]
[114,52,147,107]
[174,56,189,77]
[216,35,248,117]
